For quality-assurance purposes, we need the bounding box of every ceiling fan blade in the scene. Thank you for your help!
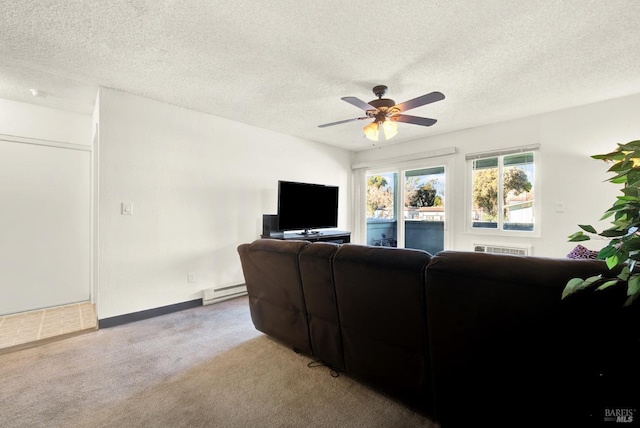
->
[391,114,437,127]
[341,96,377,111]
[318,117,369,128]
[393,91,445,112]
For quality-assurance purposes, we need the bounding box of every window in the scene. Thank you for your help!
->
[470,151,536,232]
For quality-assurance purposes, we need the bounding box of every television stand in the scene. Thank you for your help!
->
[261,229,351,244]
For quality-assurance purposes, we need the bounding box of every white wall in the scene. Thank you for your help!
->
[0,98,91,146]
[97,88,353,320]
[0,98,92,315]
[353,93,640,257]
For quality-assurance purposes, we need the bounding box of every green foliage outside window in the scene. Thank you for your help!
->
[366,175,394,219]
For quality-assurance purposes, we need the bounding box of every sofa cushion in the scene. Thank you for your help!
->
[332,244,432,408]
[299,242,344,371]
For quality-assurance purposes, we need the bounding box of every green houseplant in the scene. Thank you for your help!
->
[563,140,640,307]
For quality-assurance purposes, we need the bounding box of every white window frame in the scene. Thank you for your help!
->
[465,145,541,238]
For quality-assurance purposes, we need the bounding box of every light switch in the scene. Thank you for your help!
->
[121,203,133,215]
[556,202,565,213]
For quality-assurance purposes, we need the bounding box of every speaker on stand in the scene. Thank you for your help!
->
[262,214,280,237]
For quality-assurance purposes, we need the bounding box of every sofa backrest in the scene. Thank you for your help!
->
[425,250,630,426]
[237,239,312,354]
[332,244,433,408]
[298,242,344,371]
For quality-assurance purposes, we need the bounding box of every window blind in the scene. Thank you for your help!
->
[465,144,540,161]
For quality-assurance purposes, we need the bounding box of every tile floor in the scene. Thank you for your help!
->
[0,302,97,354]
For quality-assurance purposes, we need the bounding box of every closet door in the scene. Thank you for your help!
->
[0,139,91,315]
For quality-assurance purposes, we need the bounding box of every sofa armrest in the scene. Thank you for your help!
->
[237,239,312,354]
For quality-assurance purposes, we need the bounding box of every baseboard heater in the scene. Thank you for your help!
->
[473,243,531,256]
[202,283,247,305]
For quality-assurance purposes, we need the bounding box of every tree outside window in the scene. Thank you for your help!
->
[366,173,396,219]
[404,167,445,222]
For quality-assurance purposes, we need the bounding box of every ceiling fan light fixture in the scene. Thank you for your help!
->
[363,121,379,141]
[382,119,398,140]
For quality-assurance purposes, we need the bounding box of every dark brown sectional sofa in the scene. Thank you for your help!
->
[237,239,639,427]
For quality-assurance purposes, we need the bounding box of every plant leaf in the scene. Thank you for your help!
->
[627,170,640,186]
[595,279,619,291]
[618,266,631,281]
[598,245,618,259]
[623,238,640,251]
[612,219,632,228]
[599,229,627,237]
[593,151,625,161]
[606,254,619,270]
[617,195,640,202]
[607,170,632,183]
[578,225,597,234]
[568,233,590,242]
[623,291,640,307]
[627,275,640,296]
[601,204,628,217]
[617,140,640,151]
[622,187,640,197]
[562,278,586,299]
[608,160,630,172]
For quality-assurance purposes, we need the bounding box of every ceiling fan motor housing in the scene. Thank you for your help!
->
[368,98,396,109]
[368,98,399,122]
[369,84,396,114]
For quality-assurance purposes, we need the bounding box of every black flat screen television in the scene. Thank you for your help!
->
[277,180,339,233]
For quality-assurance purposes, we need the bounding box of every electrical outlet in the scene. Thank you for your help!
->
[188,272,196,283]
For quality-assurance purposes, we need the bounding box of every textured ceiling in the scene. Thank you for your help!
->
[2,1,640,151]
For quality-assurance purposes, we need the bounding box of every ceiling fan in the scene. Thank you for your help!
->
[318,85,445,142]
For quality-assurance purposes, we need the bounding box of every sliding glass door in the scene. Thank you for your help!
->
[365,163,447,253]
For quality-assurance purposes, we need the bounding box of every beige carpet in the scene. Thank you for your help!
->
[1,296,438,428]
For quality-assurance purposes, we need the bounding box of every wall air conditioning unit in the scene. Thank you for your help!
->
[202,283,247,305]
[473,244,531,256]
